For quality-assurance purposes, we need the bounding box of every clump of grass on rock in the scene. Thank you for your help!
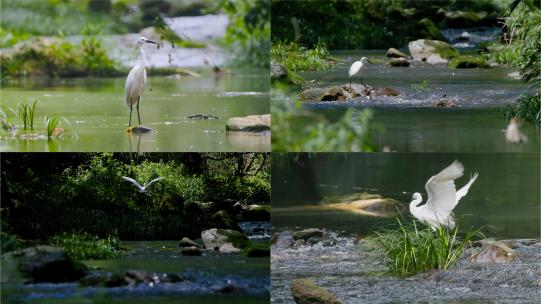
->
[372,219,484,277]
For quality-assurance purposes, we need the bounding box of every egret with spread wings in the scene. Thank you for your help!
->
[409,160,478,230]
[122,176,164,193]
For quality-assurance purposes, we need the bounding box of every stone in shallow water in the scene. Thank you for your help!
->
[126,125,155,134]
[291,279,342,304]
[186,114,219,120]
[470,240,517,263]
[1,246,88,283]
[226,114,270,132]
[180,246,202,256]
[292,228,324,241]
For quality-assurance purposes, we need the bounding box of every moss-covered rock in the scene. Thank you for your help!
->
[242,242,270,257]
[408,39,459,63]
[448,55,490,68]
[291,279,342,304]
[200,228,249,250]
[271,60,305,85]
[300,84,400,101]
[1,246,88,283]
[385,48,410,59]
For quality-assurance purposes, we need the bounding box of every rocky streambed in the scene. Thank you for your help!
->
[271,229,541,303]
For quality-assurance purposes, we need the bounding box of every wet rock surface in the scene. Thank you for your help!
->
[226,114,271,132]
[201,228,248,251]
[387,57,410,67]
[291,279,342,304]
[272,233,541,303]
[408,39,458,63]
[385,47,411,59]
[1,246,88,283]
[300,84,400,102]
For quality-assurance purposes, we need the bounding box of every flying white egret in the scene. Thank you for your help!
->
[505,117,528,144]
[409,160,478,230]
[122,176,164,193]
[125,36,159,130]
[348,57,374,89]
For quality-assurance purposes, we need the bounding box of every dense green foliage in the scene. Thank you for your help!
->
[271,0,506,49]
[219,0,270,68]
[1,153,270,240]
[1,37,120,77]
[373,219,484,277]
[272,101,376,152]
[497,0,541,125]
[49,232,121,260]
[0,0,137,48]
[271,41,334,72]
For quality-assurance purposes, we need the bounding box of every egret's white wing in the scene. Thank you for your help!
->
[349,61,363,78]
[455,172,478,204]
[424,160,464,218]
[122,176,144,190]
[124,64,146,108]
[144,177,165,188]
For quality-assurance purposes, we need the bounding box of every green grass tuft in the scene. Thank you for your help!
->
[45,116,60,138]
[49,232,121,260]
[373,218,484,277]
[17,99,38,131]
[271,41,334,72]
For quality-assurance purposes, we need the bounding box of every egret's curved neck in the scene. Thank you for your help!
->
[409,196,422,215]
[138,45,147,66]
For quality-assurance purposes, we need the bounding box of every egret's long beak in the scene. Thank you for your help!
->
[146,40,159,45]
[367,60,374,64]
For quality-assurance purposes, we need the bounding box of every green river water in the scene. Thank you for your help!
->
[272,153,540,238]
[1,69,270,152]
[273,50,540,152]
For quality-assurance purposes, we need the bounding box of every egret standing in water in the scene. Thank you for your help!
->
[125,36,159,131]
[409,160,478,230]
[348,57,374,90]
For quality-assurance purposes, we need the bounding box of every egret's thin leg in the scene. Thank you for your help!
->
[349,78,352,90]
[128,104,133,127]
[360,77,366,87]
[136,97,141,125]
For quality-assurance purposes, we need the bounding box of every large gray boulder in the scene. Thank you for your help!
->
[1,246,88,283]
[291,279,342,304]
[408,39,458,63]
[226,114,270,132]
[201,228,248,251]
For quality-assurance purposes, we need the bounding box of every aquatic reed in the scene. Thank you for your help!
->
[45,116,60,138]
[17,99,38,131]
[373,218,484,277]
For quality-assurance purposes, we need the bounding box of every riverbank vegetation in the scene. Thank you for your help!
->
[271,41,334,72]
[0,0,269,77]
[271,0,507,49]
[1,153,270,249]
[495,0,540,125]
[373,219,485,277]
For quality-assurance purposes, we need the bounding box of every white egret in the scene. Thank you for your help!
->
[348,57,374,89]
[125,36,159,130]
[409,160,478,230]
[505,117,528,144]
[122,176,164,193]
